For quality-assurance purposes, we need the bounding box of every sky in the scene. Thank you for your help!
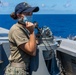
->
[0,0,76,14]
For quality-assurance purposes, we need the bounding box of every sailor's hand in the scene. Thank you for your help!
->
[25,22,35,33]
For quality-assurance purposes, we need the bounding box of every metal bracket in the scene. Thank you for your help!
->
[0,60,3,64]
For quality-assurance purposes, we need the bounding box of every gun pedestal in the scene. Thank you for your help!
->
[30,37,59,75]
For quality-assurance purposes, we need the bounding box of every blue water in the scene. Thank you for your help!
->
[0,14,76,38]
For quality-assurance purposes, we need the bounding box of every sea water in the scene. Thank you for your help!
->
[0,14,76,38]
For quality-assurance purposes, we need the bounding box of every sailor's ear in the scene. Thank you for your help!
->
[17,13,24,19]
[16,13,20,18]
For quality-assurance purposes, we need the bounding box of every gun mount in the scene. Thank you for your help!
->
[0,26,60,75]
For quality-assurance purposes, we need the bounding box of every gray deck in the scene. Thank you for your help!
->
[57,38,76,57]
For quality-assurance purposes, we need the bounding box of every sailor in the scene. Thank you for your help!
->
[5,2,39,75]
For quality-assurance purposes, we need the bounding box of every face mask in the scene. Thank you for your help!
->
[23,16,32,22]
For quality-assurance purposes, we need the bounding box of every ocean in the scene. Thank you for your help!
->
[0,14,76,38]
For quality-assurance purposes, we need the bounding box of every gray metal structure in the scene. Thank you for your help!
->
[1,26,76,75]
[0,27,60,75]
[30,37,59,75]
[56,39,76,75]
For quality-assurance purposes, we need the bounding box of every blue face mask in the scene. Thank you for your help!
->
[23,16,32,22]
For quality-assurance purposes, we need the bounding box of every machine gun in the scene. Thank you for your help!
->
[34,21,53,39]
[30,22,60,75]
[0,22,60,75]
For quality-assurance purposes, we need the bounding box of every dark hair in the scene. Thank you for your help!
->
[10,12,18,20]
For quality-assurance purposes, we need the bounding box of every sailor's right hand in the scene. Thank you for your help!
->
[25,21,35,33]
